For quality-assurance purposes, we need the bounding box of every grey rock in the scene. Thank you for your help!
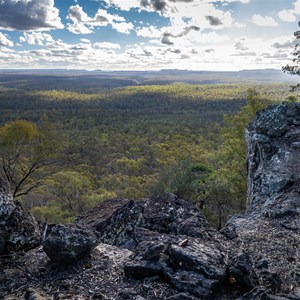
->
[168,240,226,280]
[142,242,165,261]
[124,261,165,279]
[246,103,300,228]
[76,198,143,248]
[237,287,267,300]
[0,185,40,254]
[165,293,195,300]
[165,269,219,298]
[256,259,269,269]
[43,224,96,264]
[142,193,216,239]
[229,252,259,291]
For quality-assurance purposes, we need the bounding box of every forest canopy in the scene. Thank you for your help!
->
[0,83,295,227]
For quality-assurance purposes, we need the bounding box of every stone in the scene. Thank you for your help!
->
[43,224,96,264]
[168,239,226,281]
[0,185,40,254]
[165,293,195,300]
[142,193,216,240]
[256,259,269,269]
[165,269,219,298]
[142,242,165,261]
[124,261,165,279]
[75,198,143,247]
[228,252,259,291]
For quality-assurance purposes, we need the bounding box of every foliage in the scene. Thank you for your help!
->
[0,83,293,224]
[201,88,274,226]
[0,119,60,197]
[282,22,300,91]
[151,156,212,201]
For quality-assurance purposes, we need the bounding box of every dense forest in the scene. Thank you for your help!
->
[0,81,296,228]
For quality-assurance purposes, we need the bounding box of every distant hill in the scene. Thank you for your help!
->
[0,69,297,91]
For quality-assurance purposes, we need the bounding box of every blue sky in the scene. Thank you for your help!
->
[0,0,299,70]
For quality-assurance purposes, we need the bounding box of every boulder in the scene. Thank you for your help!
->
[228,252,259,291]
[75,198,143,248]
[142,193,216,239]
[165,269,219,298]
[43,224,96,264]
[0,184,40,254]
[168,240,226,281]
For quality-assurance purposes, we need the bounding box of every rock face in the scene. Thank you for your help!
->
[0,183,40,254]
[1,103,300,299]
[246,102,300,228]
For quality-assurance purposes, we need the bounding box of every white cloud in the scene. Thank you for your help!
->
[112,22,134,34]
[80,39,91,44]
[0,0,63,31]
[67,5,134,35]
[251,15,278,27]
[189,31,230,44]
[93,42,121,49]
[278,10,297,22]
[278,0,300,22]
[68,5,93,23]
[217,0,250,3]
[67,22,93,35]
[19,32,54,46]
[0,32,13,47]
[136,26,164,38]
[0,35,291,71]
[107,0,141,11]
[272,38,297,49]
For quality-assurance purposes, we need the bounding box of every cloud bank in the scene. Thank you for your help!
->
[0,0,63,31]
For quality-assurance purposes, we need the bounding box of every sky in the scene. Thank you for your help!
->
[0,0,299,71]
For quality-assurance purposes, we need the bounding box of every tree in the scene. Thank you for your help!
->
[282,22,300,91]
[151,156,212,201]
[190,89,274,228]
[215,89,272,212]
[0,119,59,197]
[45,170,92,216]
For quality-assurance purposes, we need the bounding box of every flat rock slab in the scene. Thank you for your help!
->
[168,239,227,281]
[165,270,219,298]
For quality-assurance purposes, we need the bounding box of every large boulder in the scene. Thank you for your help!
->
[142,193,216,239]
[0,184,40,254]
[43,224,97,264]
[246,102,300,228]
[75,198,143,248]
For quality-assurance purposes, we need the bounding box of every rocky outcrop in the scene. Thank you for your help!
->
[1,103,300,299]
[0,184,40,254]
[246,102,300,228]
[75,193,227,298]
[223,102,300,298]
